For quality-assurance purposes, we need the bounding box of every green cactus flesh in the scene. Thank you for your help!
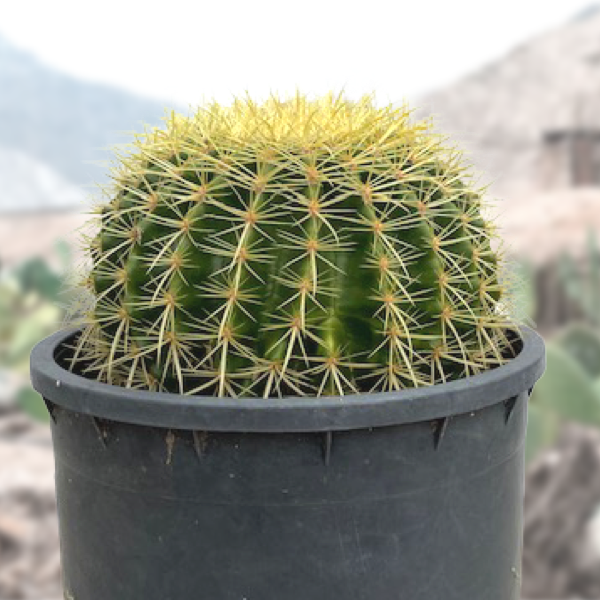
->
[75,93,516,397]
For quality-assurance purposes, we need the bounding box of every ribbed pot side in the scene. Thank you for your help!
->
[31,327,546,600]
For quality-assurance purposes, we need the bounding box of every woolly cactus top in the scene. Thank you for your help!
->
[73,92,517,398]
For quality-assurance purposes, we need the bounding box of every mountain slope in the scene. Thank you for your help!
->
[0,145,85,213]
[0,35,174,192]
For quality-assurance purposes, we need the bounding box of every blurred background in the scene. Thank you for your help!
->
[2,1,600,598]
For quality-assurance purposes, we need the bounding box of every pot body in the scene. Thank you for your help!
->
[51,397,526,600]
[31,328,545,600]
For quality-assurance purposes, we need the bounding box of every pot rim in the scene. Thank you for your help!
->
[30,326,545,432]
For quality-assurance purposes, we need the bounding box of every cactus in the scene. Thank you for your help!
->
[72,92,517,398]
[527,330,600,463]
[559,230,600,326]
[532,341,600,427]
[0,247,70,421]
[556,324,600,379]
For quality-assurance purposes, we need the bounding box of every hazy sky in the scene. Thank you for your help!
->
[0,0,594,106]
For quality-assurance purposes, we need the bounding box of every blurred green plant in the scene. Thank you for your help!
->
[0,240,71,421]
[522,230,600,463]
[558,230,600,326]
[528,333,600,462]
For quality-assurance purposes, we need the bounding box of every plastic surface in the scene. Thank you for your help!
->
[31,326,546,432]
[30,328,546,600]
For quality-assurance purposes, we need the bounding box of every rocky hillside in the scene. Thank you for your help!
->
[420,6,600,196]
[0,34,173,212]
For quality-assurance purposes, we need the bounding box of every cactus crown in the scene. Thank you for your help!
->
[72,92,517,398]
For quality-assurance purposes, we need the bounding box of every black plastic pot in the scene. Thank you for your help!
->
[31,327,545,600]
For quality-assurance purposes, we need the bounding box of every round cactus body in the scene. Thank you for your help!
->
[75,92,516,398]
